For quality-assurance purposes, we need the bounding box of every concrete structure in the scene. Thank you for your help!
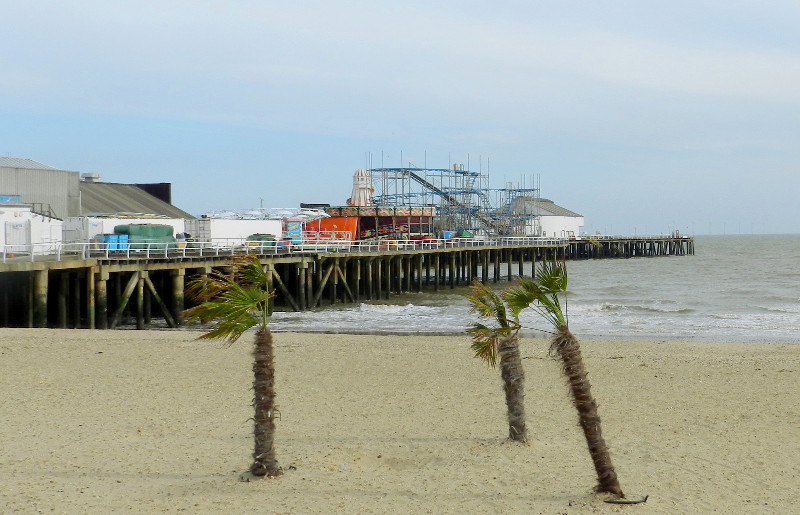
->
[511,197,585,238]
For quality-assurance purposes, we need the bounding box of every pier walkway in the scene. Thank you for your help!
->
[0,235,693,329]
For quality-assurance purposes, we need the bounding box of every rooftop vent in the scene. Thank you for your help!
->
[81,173,101,183]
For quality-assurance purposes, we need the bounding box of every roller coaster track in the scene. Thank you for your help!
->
[404,169,500,231]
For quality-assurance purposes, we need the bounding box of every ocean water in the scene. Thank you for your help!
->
[270,235,800,343]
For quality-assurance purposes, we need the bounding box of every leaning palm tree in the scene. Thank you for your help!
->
[183,253,281,478]
[466,279,527,442]
[503,260,624,499]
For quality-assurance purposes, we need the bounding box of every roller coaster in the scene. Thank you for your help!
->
[367,166,539,236]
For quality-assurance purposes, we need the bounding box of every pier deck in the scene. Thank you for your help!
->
[0,236,693,329]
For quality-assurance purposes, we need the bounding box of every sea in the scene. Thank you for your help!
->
[270,234,800,343]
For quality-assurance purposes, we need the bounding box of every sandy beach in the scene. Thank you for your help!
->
[1,328,798,514]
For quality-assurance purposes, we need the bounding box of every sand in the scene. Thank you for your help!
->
[1,328,798,514]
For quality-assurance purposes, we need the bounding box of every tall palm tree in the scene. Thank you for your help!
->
[184,253,281,478]
[503,260,624,498]
[466,280,527,443]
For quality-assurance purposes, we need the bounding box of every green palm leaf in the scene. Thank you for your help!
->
[500,260,568,331]
[466,280,520,367]
[184,253,274,346]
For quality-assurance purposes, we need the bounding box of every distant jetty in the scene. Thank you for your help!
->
[0,235,693,329]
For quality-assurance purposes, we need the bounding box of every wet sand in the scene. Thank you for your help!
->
[1,329,798,513]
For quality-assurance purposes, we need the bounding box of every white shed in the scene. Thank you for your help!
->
[0,204,63,254]
[184,218,283,245]
[63,215,186,242]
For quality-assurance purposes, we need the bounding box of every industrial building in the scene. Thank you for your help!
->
[0,156,193,220]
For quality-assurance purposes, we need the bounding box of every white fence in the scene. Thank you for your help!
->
[1,236,574,263]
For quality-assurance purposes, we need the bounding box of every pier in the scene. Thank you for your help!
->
[0,235,693,329]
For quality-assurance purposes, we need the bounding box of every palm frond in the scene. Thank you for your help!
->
[537,260,568,294]
[183,253,274,345]
[466,280,521,368]
[466,279,515,329]
[467,322,503,367]
[497,260,569,330]
[233,253,271,288]
[504,283,559,329]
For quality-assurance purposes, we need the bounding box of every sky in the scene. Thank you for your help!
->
[2,0,799,235]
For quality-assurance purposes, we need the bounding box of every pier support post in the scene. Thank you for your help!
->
[433,253,440,292]
[72,272,81,328]
[299,263,308,310]
[424,254,431,289]
[306,261,314,309]
[33,270,48,328]
[383,257,391,299]
[375,258,382,299]
[171,268,185,326]
[96,270,108,329]
[354,259,361,302]
[57,271,68,329]
[366,259,373,300]
[136,271,145,330]
[416,255,423,292]
[449,252,456,289]
[404,255,412,292]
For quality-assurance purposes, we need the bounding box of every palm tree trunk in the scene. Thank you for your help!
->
[250,327,281,477]
[498,334,527,442]
[552,326,623,497]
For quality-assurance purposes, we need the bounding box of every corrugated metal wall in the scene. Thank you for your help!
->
[0,167,81,219]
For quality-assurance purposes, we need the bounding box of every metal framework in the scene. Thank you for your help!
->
[367,166,539,235]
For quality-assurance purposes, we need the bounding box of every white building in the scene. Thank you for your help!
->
[0,202,63,254]
[185,217,283,245]
[510,197,584,238]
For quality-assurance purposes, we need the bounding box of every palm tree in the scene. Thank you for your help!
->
[503,260,624,498]
[466,280,527,442]
[184,253,281,478]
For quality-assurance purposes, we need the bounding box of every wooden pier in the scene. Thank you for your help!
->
[0,236,693,329]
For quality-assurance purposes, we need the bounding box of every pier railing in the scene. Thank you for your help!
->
[1,236,578,263]
[1,235,695,264]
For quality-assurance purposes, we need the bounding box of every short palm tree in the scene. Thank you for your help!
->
[183,253,281,478]
[504,260,624,498]
[466,280,527,442]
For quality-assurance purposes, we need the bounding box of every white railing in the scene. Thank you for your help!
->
[1,236,579,263]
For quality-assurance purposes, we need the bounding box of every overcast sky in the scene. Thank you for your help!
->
[2,0,799,234]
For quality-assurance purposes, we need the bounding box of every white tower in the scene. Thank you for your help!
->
[347,168,374,206]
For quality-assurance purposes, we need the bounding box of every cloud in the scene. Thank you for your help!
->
[4,0,800,130]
